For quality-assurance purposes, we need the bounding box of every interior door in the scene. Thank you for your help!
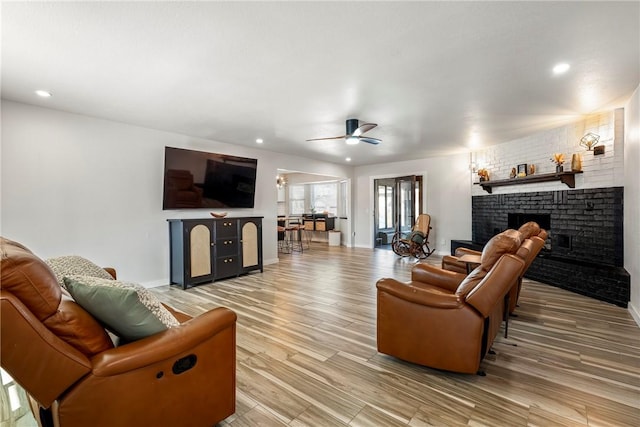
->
[395,175,419,235]
[373,175,423,246]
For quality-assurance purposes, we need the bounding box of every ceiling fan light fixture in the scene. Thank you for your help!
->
[345,136,360,145]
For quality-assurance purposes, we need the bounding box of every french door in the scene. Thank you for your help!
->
[374,175,423,246]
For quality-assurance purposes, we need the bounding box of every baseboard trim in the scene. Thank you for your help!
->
[628,302,640,327]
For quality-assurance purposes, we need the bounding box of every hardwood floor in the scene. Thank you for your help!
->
[151,243,640,427]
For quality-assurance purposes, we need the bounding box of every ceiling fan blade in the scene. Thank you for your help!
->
[352,122,377,137]
[359,137,382,145]
[306,135,346,142]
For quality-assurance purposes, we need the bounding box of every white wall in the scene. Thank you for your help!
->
[470,110,623,196]
[1,101,352,286]
[625,85,640,324]
[353,153,472,254]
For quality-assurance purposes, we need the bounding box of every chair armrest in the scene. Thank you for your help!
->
[454,247,482,257]
[376,278,464,309]
[410,263,465,292]
[441,255,469,274]
[91,307,236,376]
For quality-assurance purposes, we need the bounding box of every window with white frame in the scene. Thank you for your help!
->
[289,184,306,215]
[288,182,340,216]
[310,182,338,215]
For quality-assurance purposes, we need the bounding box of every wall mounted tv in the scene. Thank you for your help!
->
[163,147,258,209]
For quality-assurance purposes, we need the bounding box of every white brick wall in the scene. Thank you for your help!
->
[471,109,623,196]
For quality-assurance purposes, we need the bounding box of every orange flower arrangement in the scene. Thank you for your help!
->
[551,153,565,166]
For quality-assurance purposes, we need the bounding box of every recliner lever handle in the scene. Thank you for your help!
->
[172,354,197,375]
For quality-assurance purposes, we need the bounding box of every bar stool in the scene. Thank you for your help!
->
[285,224,304,253]
[287,217,310,250]
[277,219,291,254]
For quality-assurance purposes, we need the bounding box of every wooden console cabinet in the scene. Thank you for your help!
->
[168,217,263,289]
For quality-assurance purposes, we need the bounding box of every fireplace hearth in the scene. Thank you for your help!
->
[471,187,629,307]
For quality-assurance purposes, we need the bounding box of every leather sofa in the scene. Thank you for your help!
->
[376,229,526,374]
[0,237,236,427]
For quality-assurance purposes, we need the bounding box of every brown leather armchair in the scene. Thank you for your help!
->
[442,222,548,315]
[377,230,526,374]
[507,227,548,314]
[1,237,236,427]
[163,169,204,208]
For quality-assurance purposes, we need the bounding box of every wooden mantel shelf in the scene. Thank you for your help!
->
[474,171,583,194]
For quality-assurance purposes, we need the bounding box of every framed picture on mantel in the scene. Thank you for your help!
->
[517,163,528,177]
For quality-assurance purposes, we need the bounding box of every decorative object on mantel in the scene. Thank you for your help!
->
[210,212,228,218]
[510,168,517,179]
[579,132,600,151]
[551,153,565,173]
[571,153,582,171]
[529,164,535,175]
[477,168,489,181]
[517,164,527,178]
[594,145,605,155]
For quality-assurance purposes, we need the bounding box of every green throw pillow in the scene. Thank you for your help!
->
[64,275,179,342]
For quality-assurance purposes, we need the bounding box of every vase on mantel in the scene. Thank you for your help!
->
[556,164,564,173]
[571,153,582,172]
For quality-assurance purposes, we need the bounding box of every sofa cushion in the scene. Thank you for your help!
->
[455,230,521,297]
[45,255,115,290]
[43,299,114,356]
[480,229,521,269]
[455,267,485,297]
[1,238,113,356]
[518,221,541,240]
[64,275,179,342]
[1,237,61,321]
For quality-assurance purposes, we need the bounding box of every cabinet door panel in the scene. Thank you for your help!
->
[190,224,212,278]
[241,222,258,268]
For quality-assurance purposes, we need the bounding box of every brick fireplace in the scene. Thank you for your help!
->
[472,186,629,307]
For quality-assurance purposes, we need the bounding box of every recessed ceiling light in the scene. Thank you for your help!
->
[35,90,52,98]
[345,157,351,162]
[256,138,263,144]
[552,63,570,75]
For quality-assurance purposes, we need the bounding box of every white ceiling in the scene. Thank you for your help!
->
[2,1,639,166]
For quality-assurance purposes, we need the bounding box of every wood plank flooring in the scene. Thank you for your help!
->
[150,244,640,426]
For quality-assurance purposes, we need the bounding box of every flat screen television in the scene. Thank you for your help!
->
[163,147,258,209]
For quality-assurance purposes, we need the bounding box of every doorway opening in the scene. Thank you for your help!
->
[374,175,423,250]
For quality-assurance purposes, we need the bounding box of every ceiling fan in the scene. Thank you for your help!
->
[306,118,381,145]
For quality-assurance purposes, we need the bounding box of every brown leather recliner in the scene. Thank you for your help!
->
[507,227,548,314]
[163,169,204,208]
[442,222,548,315]
[0,237,236,427]
[377,230,526,374]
